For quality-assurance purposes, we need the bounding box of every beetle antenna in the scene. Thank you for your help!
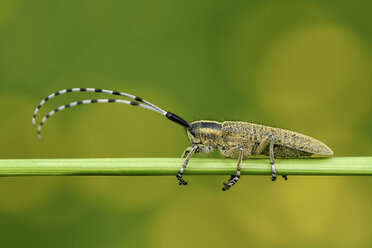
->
[32,88,168,125]
[33,89,190,139]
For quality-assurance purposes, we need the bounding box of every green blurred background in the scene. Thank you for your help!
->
[1,0,372,247]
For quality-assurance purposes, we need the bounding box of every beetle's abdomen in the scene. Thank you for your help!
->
[260,145,312,157]
[272,128,333,155]
[221,121,333,156]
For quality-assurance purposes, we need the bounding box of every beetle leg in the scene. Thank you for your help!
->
[269,141,277,181]
[181,146,193,158]
[253,137,270,155]
[222,146,243,191]
[254,137,282,181]
[255,137,288,181]
[177,145,198,185]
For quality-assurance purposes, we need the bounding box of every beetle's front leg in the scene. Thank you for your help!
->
[177,145,199,185]
[181,146,193,158]
[222,146,243,191]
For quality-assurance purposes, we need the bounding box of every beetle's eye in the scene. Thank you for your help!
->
[189,127,196,137]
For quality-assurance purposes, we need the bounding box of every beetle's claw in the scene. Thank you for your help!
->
[176,173,188,185]
[222,175,239,191]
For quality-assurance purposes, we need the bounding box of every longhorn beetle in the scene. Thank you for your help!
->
[32,88,333,191]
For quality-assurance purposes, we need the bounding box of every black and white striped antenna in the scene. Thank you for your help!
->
[32,88,190,139]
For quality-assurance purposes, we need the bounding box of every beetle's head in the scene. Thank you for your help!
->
[186,122,201,144]
[186,121,222,151]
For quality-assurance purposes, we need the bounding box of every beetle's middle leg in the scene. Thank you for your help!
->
[177,145,199,186]
[222,146,243,191]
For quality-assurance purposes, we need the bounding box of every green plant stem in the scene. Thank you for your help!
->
[0,157,371,176]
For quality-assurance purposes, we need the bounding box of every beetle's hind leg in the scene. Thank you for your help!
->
[177,145,198,185]
[269,141,277,181]
[254,137,286,181]
[269,142,288,181]
[222,146,243,191]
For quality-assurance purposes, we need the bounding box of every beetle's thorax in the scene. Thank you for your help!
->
[186,121,223,152]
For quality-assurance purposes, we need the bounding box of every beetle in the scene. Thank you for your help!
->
[32,88,333,191]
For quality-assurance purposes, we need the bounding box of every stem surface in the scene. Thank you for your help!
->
[0,157,371,176]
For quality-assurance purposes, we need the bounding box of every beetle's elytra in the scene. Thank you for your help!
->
[32,88,333,191]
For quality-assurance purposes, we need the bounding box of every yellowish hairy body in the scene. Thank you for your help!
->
[187,121,333,159]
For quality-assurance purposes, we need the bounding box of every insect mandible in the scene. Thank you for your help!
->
[32,88,333,191]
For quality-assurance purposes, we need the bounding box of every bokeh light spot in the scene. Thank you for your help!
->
[256,24,370,125]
